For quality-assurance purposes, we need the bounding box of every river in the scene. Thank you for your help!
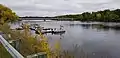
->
[12,20,120,58]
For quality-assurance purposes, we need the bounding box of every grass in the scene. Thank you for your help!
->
[0,44,12,58]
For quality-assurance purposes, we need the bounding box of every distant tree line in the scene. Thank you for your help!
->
[55,9,120,22]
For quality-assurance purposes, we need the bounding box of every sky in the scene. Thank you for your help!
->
[0,0,120,16]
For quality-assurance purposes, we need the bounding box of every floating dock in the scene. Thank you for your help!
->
[35,30,65,34]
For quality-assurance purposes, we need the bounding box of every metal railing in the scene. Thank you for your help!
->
[0,35,24,58]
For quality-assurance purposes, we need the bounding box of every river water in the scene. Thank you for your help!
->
[12,20,120,58]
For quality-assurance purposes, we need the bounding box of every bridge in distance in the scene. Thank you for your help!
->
[19,17,73,21]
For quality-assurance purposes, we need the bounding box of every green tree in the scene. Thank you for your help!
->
[82,12,91,21]
[0,4,18,24]
[114,9,120,17]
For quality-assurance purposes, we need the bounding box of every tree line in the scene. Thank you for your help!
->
[55,9,120,22]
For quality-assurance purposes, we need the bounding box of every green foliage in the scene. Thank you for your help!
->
[0,4,18,24]
[0,23,47,57]
[56,9,120,22]
[0,45,12,58]
[0,23,11,34]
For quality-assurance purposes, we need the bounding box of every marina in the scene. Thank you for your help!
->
[14,24,66,35]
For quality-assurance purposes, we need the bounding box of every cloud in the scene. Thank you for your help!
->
[0,0,120,16]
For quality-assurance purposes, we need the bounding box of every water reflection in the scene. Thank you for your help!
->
[69,23,120,31]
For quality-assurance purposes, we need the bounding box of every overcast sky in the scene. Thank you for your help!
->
[0,0,120,16]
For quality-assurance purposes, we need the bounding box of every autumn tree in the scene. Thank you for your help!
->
[0,4,18,24]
